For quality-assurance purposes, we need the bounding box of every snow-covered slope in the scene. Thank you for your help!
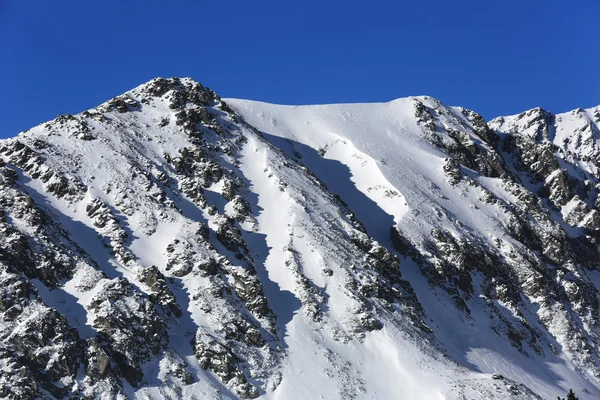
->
[0,77,598,399]
[227,98,600,399]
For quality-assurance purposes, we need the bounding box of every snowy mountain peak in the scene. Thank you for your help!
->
[0,77,599,399]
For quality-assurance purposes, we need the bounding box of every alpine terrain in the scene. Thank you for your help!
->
[1,77,600,399]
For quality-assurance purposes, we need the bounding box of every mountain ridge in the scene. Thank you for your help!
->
[0,77,599,399]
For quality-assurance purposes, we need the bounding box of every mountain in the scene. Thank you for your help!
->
[0,77,599,399]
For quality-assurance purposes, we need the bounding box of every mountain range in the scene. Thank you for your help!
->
[1,77,600,399]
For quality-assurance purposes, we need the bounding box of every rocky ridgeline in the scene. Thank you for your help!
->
[0,77,599,399]
[397,99,600,379]
[414,98,506,179]
[0,140,86,201]
[0,77,284,398]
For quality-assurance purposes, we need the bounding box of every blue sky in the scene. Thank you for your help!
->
[1,0,598,137]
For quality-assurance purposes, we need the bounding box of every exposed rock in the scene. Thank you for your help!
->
[443,157,463,185]
[88,278,168,387]
[105,94,139,113]
[138,265,182,317]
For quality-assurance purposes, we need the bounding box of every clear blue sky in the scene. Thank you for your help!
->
[1,0,598,137]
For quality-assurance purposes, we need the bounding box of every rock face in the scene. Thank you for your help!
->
[0,77,598,399]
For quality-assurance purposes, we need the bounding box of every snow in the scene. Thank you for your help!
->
[2,77,598,399]
[236,126,454,400]
[227,97,600,399]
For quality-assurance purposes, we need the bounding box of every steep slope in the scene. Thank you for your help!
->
[227,98,600,399]
[0,77,595,399]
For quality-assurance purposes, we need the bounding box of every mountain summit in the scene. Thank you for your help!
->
[1,77,599,399]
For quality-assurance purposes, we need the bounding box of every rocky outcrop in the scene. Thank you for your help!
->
[0,265,83,398]
[138,265,182,317]
[88,278,168,387]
